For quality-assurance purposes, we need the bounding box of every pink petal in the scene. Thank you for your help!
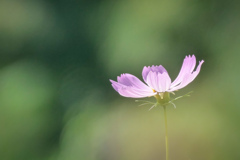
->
[169,60,204,91]
[146,71,171,92]
[142,65,168,82]
[146,71,159,91]
[110,74,156,98]
[117,87,157,98]
[171,55,196,87]
[157,72,172,92]
[110,79,126,92]
[117,73,152,91]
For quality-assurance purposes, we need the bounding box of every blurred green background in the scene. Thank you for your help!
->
[0,0,240,160]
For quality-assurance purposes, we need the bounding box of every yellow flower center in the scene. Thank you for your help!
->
[152,89,157,93]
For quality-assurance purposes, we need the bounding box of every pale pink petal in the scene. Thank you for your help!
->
[146,71,171,92]
[117,87,157,98]
[117,73,151,91]
[110,73,156,98]
[110,80,126,92]
[157,72,172,92]
[171,55,196,87]
[142,65,168,82]
[146,71,159,92]
[169,60,204,91]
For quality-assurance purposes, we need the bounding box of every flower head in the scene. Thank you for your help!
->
[110,55,204,100]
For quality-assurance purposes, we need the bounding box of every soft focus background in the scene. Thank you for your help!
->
[0,0,240,160]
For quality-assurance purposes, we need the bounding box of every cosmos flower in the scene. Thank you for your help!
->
[110,55,204,99]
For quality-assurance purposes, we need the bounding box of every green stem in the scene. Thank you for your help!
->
[163,105,169,160]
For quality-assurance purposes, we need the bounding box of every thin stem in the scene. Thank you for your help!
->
[163,105,169,160]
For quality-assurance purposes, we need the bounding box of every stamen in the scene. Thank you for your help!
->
[152,89,157,93]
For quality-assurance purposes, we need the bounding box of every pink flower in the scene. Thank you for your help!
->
[110,55,204,98]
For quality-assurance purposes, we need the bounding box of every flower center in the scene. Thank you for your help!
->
[152,89,157,93]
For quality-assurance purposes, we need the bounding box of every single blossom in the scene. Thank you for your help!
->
[110,55,204,98]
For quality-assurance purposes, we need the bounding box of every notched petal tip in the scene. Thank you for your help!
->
[197,60,204,68]
[185,54,196,60]
[170,56,204,91]
[171,54,198,88]
[109,79,115,83]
